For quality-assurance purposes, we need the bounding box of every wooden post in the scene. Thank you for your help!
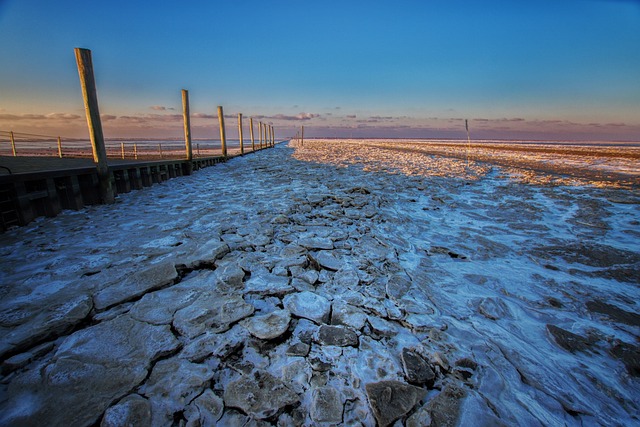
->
[218,106,227,159]
[134,143,138,160]
[121,142,125,159]
[258,121,263,149]
[182,89,193,174]
[75,47,114,204]
[159,143,163,159]
[238,113,244,155]
[270,125,274,147]
[197,143,200,157]
[249,117,255,151]
[10,131,16,156]
[57,136,63,158]
[301,125,304,147]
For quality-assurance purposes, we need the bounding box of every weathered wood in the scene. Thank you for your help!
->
[57,137,63,158]
[158,143,163,159]
[182,89,193,175]
[301,125,304,147]
[121,142,125,159]
[218,106,227,159]
[259,121,263,149]
[238,113,244,155]
[249,117,255,151]
[134,143,138,160]
[74,47,114,204]
[10,131,16,157]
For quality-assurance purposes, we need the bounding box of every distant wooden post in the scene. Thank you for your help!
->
[301,125,304,147]
[197,143,200,157]
[134,143,138,160]
[218,106,227,159]
[10,131,16,156]
[120,142,125,159]
[75,47,114,204]
[57,137,63,158]
[159,143,163,159]
[271,125,274,147]
[259,121,263,149]
[182,89,193,174]
[238,113,244,155]
[249,117,255,151]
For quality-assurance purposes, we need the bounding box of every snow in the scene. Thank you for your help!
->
[0,139,638,425]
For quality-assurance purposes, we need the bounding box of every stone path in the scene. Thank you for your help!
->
[1,141,638,426]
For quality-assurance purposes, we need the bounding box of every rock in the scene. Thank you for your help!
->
[281,359,312,394]
[365,380,426,427]
[586,300,640,327]
[94,261,178,310]
[179,325,248,362]
[333,267,360,289]
[292,318,318,344]
[184,389,224,427]
[478,297,510,320]
[317,325,359,347]
[401,348,435,387]
[244,273,294,296]
[424,384,466,427]
[386,272,412,301]
[298,237,334,250]
[368,316,398,337]
[173,295,254,338]
[331,300,367,330]
[101,394,151,427]
[0,293,93,359]
[224,370,299,419]
[177,240,230,269]
[311,387,343,423]
[546,324,591,353]
[286,342,311,357]
[213,262,246,289]
[311,251,342,271]
[0,315,179,427]
[284,291,331,324]
[609,341,640,377]
[240,309,291,340]
[141,357,215,426]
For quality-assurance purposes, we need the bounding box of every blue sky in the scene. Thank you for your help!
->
[0,0,639,140]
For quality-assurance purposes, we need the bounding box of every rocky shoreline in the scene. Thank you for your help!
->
[1,141,638,425]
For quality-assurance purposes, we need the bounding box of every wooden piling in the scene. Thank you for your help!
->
[74,47,114,204]
[301,126,304,147]
[57,137,63,158]
[250,117,255,151]
[218,106,227,159]
[134,143,138,160]
[238,113,244,155]
[121,142,125,159]
[159,143,163,159]
[182,89,193,175]
[259,121,263,149]
[10,131,16,157]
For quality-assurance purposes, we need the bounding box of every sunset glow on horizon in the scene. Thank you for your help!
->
[1,0,639,141]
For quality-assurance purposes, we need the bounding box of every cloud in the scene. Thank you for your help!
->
[101,114,118,121]
[271,112,320,121]
[346,115,357,119]
[150,105,175,111]
[192,113,216,119]
[0,113,82,121]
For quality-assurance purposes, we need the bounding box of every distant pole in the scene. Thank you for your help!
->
[159,143,163,159]
[182,89,193,174]
[465,119,471,168]
[134,143,138,160]
[10,131,16,156]
[121,142,125,159]
[270,125,274,147]
[197,143,200,157]
[249,117,255,151]
[301,125,304,147]
[238,113,244,155]
[259,121,263,149]
[218,106,227,159]
[57,136,63,158]
[75,47,114,204]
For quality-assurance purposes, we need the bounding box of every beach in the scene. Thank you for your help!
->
[1,140,638,426]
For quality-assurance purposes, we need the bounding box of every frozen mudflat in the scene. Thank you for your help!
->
[0,139,639,426]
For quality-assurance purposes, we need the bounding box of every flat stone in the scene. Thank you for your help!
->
[298,237,334,250]
[244,273,294,296]
[213,262,246,290]
[173,295,254,338]
[317,325,359,347]
[179,325,248,362]
[184,389,224,427]
[177,241,230,269]
[424,384,466,427]
[101,394,151,427]
[386,272,412,300]
[587,300,640,326]
[284,291,331,324]
[365,380,426,427]
[311,387,343,423]
[609,341,640,376]
[224,370,299,419]
[401,348,436,387]
[94,261,178,310]
[286,342,311,357]
[241,309,291,340]
[311,250,342,271]
[0,315,179,427]
[478,297,510,320]
[331,300,367,330]
[368,316,399,337]
[141,357,215,426]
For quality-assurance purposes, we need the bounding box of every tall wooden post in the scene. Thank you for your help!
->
[249,117,255,151]
[301,125,304,147]
[75,47,114,204]
[159,143,163,159]
[57,137,63,158]
[10,131,16,156]
[120,142,125,159]
[259,121,263,149]
[182,89,193,174]
[238,113,244,155]
[271,125,274,147]
[134,143,138,160]
[218,106,227,159]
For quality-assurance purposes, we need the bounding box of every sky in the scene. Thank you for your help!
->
[0,0,639,141]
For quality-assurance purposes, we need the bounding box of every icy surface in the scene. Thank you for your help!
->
[0,140,638,426]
